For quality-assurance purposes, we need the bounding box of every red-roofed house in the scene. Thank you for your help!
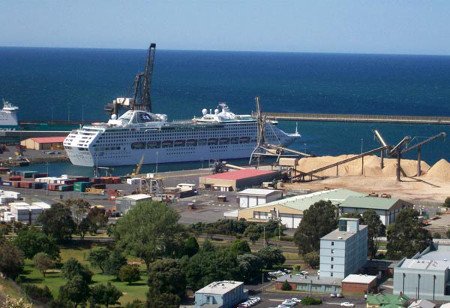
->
[199,169,279,191]
[21,136,67,150]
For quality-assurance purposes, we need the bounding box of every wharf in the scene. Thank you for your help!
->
[261,112,450,125]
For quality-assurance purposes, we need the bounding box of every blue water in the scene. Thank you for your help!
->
[1,47,449,176]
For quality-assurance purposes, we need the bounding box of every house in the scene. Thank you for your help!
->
[194,281,247,308]
[320,217,368,279]
[237,188,283,208]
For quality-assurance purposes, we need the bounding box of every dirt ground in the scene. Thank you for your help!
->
[285,175,450,204]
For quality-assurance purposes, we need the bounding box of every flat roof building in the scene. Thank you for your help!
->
[394,244,450,301]
[341,274,377,294]
[320,218,368,279]
[195,280,247,308]
[199,169,279,191]
[20,136,66,150]
[237,188,283,208]
[115,194,152,214]
[339,196,412,225]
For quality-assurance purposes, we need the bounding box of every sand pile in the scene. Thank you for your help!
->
[295,154,430,178]
[424,159,450,182]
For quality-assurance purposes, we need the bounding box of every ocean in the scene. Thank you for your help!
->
[1,47,449,176]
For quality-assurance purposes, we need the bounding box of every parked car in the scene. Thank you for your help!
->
[290,297,301,303]
[336,293,343,298]
[340,302,355,307]
[330,293,337,298]
[281,299,297,307]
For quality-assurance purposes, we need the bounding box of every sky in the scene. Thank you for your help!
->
[1,0,450,55]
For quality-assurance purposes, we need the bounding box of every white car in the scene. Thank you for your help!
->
[291,297,301,303]
[340,302,355,307]
[281,300,297,307]
[330,293,337,298]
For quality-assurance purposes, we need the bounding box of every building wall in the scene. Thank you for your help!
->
[342,280,376,294]
[275,281,341,294]
[195,284,246,308]
[393,263,450,301]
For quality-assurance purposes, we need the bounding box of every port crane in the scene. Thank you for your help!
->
[104,43,156,115]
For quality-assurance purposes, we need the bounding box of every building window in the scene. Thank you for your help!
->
[331,257,334,261]
[331,272,333,277]
[331,241,334,246]
[331,265,334,269]
[331,249,334,254]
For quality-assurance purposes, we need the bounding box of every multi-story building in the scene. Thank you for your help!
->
[320,217,368,279]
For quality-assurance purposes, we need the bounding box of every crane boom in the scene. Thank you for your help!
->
[133,43,156,112]
[401,132,446,154]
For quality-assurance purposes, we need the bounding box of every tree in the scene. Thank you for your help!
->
[303,251,320,268]
[22,284,53,304]
[104,249,127,277]
[444,197,450,208]
[243,224,261,243]
[119,265,140,285]
[281,280,292,291]
[229,239,251,255]
[0,237,24,279]
[182,236,199,257]
[362,210,386,259]
[61,258,93,283]
[77,218,90,240]
[114,201,182,270]
[86,206,108,234]
[147,258,186,305]
[257,245,286,269]
[90,282,122,308]
[294,200,338,255]
[87,247,110,273]
[446,229,450,239]
[37,203,76,243]
[59,275,90,308]
[386,208,432,260]
[14,228,60,259]
[33,252,55,277]
[237,253,263,283]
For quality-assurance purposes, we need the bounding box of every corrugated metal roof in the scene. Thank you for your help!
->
[342,274,377,284]
[202,169,277,181]
[339,196,402,210]
[30,136,66,143]
[237,188,282,196]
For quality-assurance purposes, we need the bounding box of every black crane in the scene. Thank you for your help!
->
[132,43,156,112]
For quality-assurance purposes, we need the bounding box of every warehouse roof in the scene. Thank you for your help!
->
[122,194,152,201]
[196,281,243,295]
[237,188,282,197]
[342,274,377,284]
[339,196,410,211]
[202,169,277,181]
[30,136,66,143]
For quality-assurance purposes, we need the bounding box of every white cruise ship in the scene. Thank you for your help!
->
[0,100,19,130]
[64,102,299,167]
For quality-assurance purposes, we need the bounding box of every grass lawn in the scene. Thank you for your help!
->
[21,242,148,305]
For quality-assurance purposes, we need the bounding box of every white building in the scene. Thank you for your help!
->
[115,194,152,214]
[237,188,283,208]
[195,280,247,308]
[320,218,368,279]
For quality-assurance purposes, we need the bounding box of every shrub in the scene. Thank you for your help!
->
[444,197,450,208]
[303,251,320,269]
[281,280,292,291]
[433,232,442,239]
[446,229,450,239]
[61,258,93,283]
[301,296,322,305]
[22,284,53,304]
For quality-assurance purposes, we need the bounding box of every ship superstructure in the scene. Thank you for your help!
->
[0,100,19,130]
[64,103,298,167]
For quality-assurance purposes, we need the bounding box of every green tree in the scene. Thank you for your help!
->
[303,251,320,268]
[0,237,24,279]
[114,201,182,270]
[362,210,386,259]
[104,249,127,276]
[446,229,450,239]
[294,200,338,255]
[37,203,76,243]
[119,264,140,285]
[22,284,53,305]
[90,282,122,308]
[237,253,263,283]
[59,275,90,308]
[230,239,251,255]
[281,280,292,291]
[182,236,200,257]
[243,224,261,244]
[14,228,60,259]
[444,197,450,208]
[147,258,186,305]
[257,245,286,269]
[87,247,110,273]
[33,252,55,277]
[61,258,93,283]
[77,218,90,240]
[386,208,432,259]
